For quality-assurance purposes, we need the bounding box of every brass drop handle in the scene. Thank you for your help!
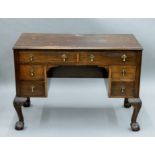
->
[61,54,67,62]
[31,85,35,93]
[121,54,127,62]
[121,69,126,76]
[30,68,35,77]
[90,54,95,62]
[121,86,125,93]
[29,55,33,62]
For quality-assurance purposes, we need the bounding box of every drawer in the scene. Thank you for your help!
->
[19,51,77,64]
[19,81,46,97]
[111,66,136,81]
[19,65,45,80]
[80,51,137,65]
[109,82,135,97]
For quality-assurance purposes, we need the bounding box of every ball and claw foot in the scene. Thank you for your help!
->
[124,98,131,108]
[130,122,140,131]
[15,121,24,130]
[23,98,31,107]
[13,97,27,130]
[128,98,142,132]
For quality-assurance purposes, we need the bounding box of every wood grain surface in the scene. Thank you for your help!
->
[14,33,143,50]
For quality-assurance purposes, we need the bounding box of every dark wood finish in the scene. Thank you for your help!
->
[128,98,142,131]
[19,51,77,64]
[124,98,131,108]
[111,66,136,81]
[19,81,47,97]
[13,97,25,130]
[14,33,142,50]
[13,97,31,130]
[47,66,108,78]
[19,65,44,80]
[18,51,138,65]
[109,81,135,97]
[23,97,31,107]
[13,33,143,131]
[79,51,138,66]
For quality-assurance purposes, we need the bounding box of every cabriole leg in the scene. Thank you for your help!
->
[13,97,27,130]
[128,98,142,131]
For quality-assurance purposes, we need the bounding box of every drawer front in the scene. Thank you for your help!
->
[80,52,137,65]
[111,66,136,81]
[19,51,77,64]
[19,65,44,80]
[19,51,137,65]
[19,81,46,97]
[109,82,135,97]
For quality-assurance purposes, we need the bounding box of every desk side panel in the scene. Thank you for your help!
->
[14,50,20,96]
[134,50,142,97]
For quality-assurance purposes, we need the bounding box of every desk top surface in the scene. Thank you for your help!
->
[14,33,143,50]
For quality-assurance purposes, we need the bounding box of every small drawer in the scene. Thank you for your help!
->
[111,66,136,81]
[19,65,44,80]
[109,82,135,97]
[19,81,46,97]
[19,51,77,64]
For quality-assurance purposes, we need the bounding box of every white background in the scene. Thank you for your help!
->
[0,0,155,155]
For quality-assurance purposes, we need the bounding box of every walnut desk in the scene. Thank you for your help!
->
[13,33,143,131]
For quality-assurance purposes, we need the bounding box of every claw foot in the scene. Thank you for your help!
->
[128,98,142,132]
[130,122,140,131]
[15,121,24,130]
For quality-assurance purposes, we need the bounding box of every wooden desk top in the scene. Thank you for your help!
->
[14,33,142,50]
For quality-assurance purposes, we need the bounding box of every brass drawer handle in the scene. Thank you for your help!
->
[121,86,125,93]
[121,54,127,62]
[31,85,35,93]
[30,68,35,77]
[29,55,34,62]
[121,69,126,76]
[61,54,67,62]
[90,54,95,62]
